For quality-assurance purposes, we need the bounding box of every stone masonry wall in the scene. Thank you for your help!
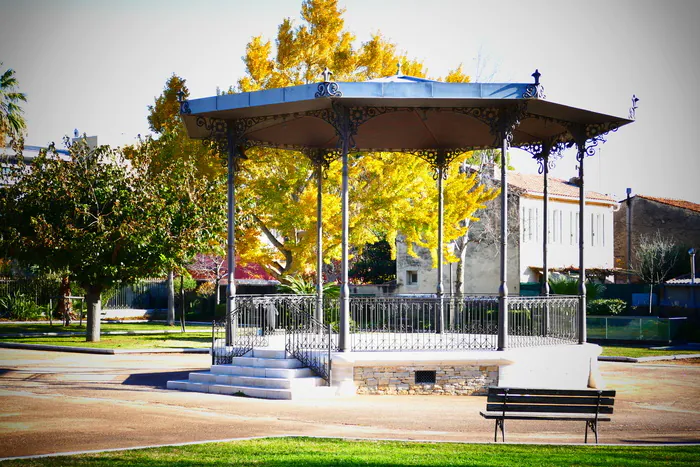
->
[354,365,498,396]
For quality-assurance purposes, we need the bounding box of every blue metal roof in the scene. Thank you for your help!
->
[181,73,633,151]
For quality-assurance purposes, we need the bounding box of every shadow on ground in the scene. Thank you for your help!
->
[122,370,192,388]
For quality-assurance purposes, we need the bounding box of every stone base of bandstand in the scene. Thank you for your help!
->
[330,343,603,396]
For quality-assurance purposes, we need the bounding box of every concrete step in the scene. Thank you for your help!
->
[167,346,335,400]
[166,380,336,400]
[252,348,288,359]
[210,365,314,379]
[189,371,325,389]
[231,356,304,369]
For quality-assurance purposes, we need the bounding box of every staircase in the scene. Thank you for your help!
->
[167,348,336,400]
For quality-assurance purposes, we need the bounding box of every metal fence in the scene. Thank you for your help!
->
[103,279,168,309]
[0,277,168,310]
[587,316,687,342]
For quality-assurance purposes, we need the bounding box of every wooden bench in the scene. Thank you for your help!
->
[480,387,616,443]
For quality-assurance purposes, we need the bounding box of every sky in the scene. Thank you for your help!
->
[1,0,699,203]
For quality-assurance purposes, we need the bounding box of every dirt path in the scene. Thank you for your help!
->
[1,349,699,458]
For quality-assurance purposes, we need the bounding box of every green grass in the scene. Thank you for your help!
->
[0,333,211,349]
[0,322,211,334]
[1,437,698,466]
[601,346,697,358]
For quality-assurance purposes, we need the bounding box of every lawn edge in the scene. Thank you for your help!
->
[0,342,209,355]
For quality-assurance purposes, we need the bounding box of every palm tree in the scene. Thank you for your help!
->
[0,63,27,145]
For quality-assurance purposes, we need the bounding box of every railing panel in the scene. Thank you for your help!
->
[507,295,579,347]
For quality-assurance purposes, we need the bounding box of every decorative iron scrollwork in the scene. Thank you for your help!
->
[302,148,342,177]
[196,116,227,140]
[315,81,342,98]
[405,149,467,180]
[519,136,569,174]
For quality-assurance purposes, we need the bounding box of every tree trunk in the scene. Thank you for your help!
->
[455,249,467,297]
[215,277,221,306]
[167,270,175,326]
[649,283,654,315]
[85,285,103,342]
[58,276,72,326]
[180,275,186,332]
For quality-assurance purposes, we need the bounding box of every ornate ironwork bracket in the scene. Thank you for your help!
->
[302,148,342,177]
[487,104,527,148]
[519,136,569,174]
[567,122,611,161]
[405,149,466,180]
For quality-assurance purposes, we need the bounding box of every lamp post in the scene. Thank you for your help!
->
[690,248,696,309]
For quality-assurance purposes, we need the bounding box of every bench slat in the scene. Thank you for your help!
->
[487,395,615,406]
[486,403,614,414]
[480,411,612,422]
[487,387,616,397]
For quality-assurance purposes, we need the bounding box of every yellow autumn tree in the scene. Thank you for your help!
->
[231,0,498,282]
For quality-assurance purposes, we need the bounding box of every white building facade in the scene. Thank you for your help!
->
[396,173,617,295]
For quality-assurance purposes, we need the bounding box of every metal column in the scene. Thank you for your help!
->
[577,145,587,344]
[339,113,351,352]
[316,160,324,323]
[437,163,445,334]
[497,133,509,350]
[542,151,550,336]
[225,125,238,346]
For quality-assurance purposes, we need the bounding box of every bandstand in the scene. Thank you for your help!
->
[167,70,634,399]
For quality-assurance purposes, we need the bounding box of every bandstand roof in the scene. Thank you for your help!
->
[181,73,633,152]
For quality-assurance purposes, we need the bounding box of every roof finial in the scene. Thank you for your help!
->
[321,67,333,82]
[629,94,639,120]
[396,61,402,76]
[532,69,541,86]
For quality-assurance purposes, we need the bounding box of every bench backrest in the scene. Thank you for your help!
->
[486,387,616,415]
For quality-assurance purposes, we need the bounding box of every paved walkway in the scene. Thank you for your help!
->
[0,349,699,458]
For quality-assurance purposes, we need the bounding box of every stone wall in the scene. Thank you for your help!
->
[353,364,498,396]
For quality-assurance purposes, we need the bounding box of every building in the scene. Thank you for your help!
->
[396,172,617,294]
[614,194,700,283]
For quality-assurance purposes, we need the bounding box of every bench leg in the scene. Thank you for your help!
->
[494,419,505,442]
[585,420,598,444]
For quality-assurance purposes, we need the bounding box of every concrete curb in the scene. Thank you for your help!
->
[0,329,211,338]
[0,342,210,355]
[599,354,700,363]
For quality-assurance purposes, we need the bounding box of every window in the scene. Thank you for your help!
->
[550,209,562,244]
[407,270,418,286]
[570,211,579,245]
[591,213,596,247]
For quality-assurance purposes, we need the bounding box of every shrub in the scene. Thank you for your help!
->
[0,292,45,321]
[548,276,605,300]
[587,298,627,316]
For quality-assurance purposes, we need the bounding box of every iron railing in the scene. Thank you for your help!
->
[211,296,271,365]
[285,299,338,383]
[507,295,579,347]
[211,294,581,367]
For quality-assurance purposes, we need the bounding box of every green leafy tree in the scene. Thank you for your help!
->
[1,138,170,341]
[126,74,227,325]
[230,0,496,284]
[349,240,396,284]
[0,63,27,145]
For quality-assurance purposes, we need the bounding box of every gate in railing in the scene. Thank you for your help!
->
[285,299,338,383]
[211,296,271,365]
